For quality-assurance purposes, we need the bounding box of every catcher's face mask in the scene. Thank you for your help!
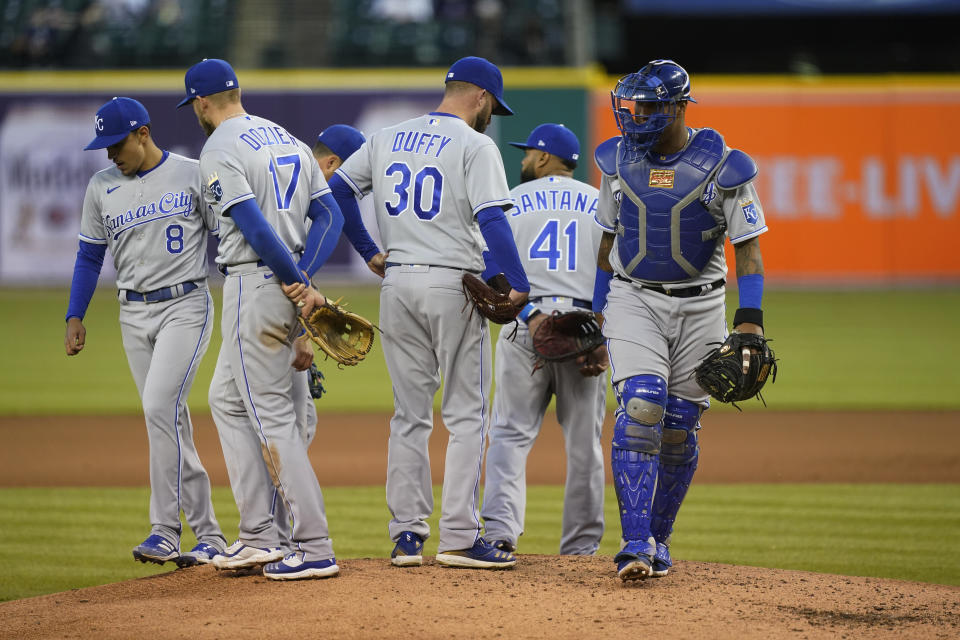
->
[611,59,695,163]
[612,75,680,162]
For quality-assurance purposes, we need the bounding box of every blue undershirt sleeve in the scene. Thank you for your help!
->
[299,193,345,278]
[477,206,529,293]
[480,250,502,282]
[592,268,613,314]
[66,240,106,321]
[329,174,381,262]
[227,198,307,285]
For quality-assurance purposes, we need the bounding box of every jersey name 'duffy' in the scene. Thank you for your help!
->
[390,129,453,158]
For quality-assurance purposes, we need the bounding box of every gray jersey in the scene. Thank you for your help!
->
[79,152,213,290]
[199,114,327,265]
[507,175,602,301]
[596,128,768,286]
[336,113,512,270]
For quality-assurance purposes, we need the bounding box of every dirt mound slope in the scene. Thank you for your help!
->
[2,556,957,640]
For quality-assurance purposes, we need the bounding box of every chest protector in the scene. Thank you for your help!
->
[600,128,727,283]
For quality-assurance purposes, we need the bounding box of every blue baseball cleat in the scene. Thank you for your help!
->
[175,541,223,568]
[436,537,516,569]
[391,531,425,567]
[263,552,339,580]
[615,539,655,581]
[651,541,672,577]
[132,534,179,565]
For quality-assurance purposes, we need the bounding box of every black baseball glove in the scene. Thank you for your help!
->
[694,332,777,407]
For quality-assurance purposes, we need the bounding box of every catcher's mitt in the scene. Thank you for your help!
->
[298,299,376,367]
[694,332,777,406]
[461,272,519,324]
[531,310,604,364]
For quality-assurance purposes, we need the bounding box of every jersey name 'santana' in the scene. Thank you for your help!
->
[512,189,598,217]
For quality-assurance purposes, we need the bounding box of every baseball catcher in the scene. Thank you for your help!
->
[461,272,521,324]
[298,299,376,367]
[530,310,605,368]
[695,332,777,406]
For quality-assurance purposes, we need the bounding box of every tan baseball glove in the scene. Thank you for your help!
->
[298,299,376,367]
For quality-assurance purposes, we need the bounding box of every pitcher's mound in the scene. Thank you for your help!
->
[2,556,957,639]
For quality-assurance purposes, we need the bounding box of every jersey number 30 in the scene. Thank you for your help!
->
[384,162,443,220]
[529,219,578,271]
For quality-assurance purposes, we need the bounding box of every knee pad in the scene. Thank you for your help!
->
[659,396,701,466]
[613,375,667,455]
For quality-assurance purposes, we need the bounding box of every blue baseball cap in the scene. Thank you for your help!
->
[509,123,580,165]
[317,125,366,161]
[177,58,239,108]
[445,56,513,116]
[84,97,151,150]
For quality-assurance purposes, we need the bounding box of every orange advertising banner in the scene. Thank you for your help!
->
[589,77,960,282]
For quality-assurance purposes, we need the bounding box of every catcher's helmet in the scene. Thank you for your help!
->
[611,59,695,161]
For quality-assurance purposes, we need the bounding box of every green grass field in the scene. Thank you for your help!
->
[2,286,960,414]
[1,484,957,602]
[1,286,959,601]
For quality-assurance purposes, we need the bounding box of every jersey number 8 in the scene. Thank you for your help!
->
[166,224,184,255]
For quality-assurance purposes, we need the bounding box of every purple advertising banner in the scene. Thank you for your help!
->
[0,90,441,284]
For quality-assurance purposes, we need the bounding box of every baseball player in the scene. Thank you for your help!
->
[288,125,367,447]
[594,60,769,580]
[275,124,366,545]
[329,56,529,569]
[178,58,344,580]
[64,97,226,568]
[480,123,608,557]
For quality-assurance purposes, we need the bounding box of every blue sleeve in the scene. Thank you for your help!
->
[329,174,381,262]
[66,240,106,321]
[477,205,529,293]
[299,193,345,278]
[480,250,501,282]
[227,199,307,285]
[592,268,613,314]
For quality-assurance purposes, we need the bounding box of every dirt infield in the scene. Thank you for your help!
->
[3,410,960,487]
[1,410,959,639]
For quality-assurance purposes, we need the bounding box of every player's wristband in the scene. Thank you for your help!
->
[737,273,764,309]
[519,303,542,324]
[733,307,763,330]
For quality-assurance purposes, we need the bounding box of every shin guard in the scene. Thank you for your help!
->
[651,396,701,546]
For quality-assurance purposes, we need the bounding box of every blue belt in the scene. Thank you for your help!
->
[530,296,592,310]
[615,274,725,298]
[123,281,198,303]
[385,262,459,270]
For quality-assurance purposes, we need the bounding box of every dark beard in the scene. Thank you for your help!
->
[520,164,537,183]
[199,116,215,137]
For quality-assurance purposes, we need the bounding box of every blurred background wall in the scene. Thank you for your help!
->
[1,0,958,285]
